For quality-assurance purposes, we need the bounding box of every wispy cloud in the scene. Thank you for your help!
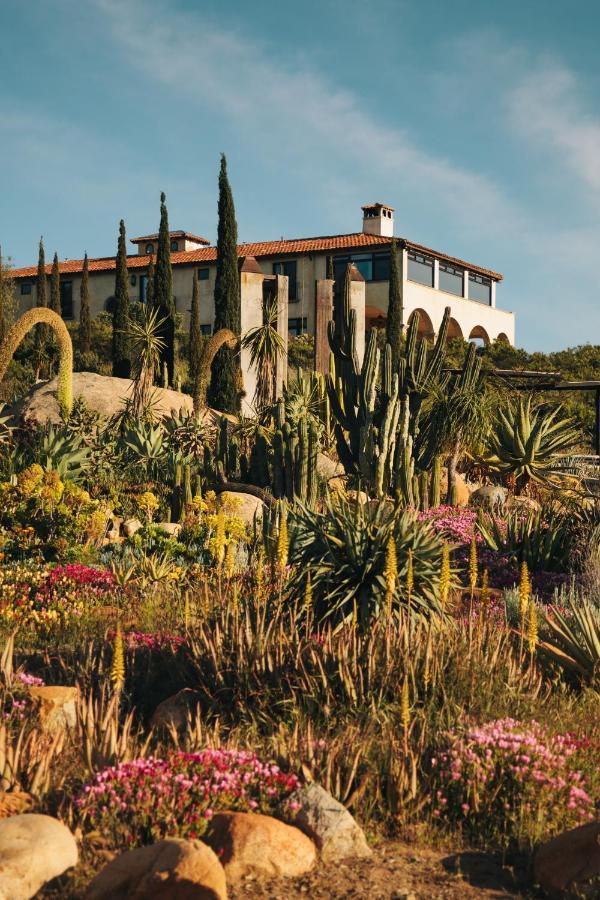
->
[509,62,600,195]
[93,0,517,238]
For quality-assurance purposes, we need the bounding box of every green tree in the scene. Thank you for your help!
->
[112,219,131,377]
[50,252,61,315]
[326,255,334,280]
[153,192,175,385]
[189,267,201,382]
[207,154,241,413]
[146,254,155,309]
[79,252,91,353]
[386,239,403,371]
[36,238,47,310]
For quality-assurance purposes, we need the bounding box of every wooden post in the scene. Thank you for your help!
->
[314,278,333,375]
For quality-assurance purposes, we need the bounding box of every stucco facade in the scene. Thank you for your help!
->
[12,203,515,346]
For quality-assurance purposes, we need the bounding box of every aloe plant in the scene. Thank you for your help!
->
[484,397,579,493]
[539,594,600,685]
[476,507,572,572]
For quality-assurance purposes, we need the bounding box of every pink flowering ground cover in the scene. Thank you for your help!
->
[430,718,597,848]
[76,748,301,846]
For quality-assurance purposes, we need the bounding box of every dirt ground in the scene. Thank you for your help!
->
[226,840,532,900]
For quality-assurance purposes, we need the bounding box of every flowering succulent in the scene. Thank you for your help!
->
[430,718,596,847]
[76,749,301,847]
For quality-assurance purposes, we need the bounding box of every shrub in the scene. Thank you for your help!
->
[430,718,596,848]
[76,749,301,846]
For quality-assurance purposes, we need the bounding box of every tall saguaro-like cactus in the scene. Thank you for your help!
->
[0,307,73,417]
[326,269,451,501]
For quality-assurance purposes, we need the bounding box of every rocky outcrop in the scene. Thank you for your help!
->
[0,813,78,899]
[27,685,78,734]
[534,820,600,896]
[205,811,317,882]
[287,782,372,861]
[218,492,265,525]
[86,838,227,900]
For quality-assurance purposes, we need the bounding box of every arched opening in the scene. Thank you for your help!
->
[495,332,510,344]
[446,317,463,341]
[468,325,490,348]
[408,308,435,341]
[365,305,387,332]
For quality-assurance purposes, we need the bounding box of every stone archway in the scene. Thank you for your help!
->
[446,317,464,341]
[468,325,490,347]
[496,332,510,344]
[408,308,435,341]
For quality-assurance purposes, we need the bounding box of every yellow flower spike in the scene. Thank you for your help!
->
[384,534,397,616]
[277,508,289,574]
[406,549,414,606]
[527,598,538,656]
[469,533,478,592]
[183,592,191,630]
[439,541,451,609]
[224,541,235,580]
[400,677,411,732]
[304,571,313,624]
[519,560,531,625]
[232,581,239,616]
[213,507,226,566]
[110,622,125,694]
[256,549,265,597]
[480,569,490,620]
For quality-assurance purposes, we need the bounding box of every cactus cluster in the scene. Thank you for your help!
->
[271,400,319,504]
[326,265,450,502]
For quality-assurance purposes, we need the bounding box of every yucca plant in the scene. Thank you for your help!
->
[240,298,285,411]
[288,494,443,629]
[484,397,580,493]
[538,593,600,685]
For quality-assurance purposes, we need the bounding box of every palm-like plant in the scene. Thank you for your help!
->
[288,494,443,629]
[538,594,600,685]
[240,298,285,411]
[484,397,580,493]
[125,307,166,420]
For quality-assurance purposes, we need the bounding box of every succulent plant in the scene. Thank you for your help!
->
[539,593,600,685]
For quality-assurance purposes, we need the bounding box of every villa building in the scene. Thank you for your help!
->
[11,203,515,346]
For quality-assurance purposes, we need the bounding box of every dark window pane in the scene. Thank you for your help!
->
[20,283,32,295]
[372,252,391,281]
[408,252,434,287]
[333,256,349,283]
[350,254,372,281]
[468,273,491,304]
[145,243,154,254]
[170,240,179,252]
[200,324,212,335]
[439,263,463,296]
[273,260,297,300]
[60,281,73,319]
[198,268,210,281]
[288,316,307,336]
[139,275,147,302]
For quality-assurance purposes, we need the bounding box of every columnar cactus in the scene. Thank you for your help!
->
[0,307,73,417]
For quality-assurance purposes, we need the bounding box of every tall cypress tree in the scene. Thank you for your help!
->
[153,192,175,384]
[50,252,61,315]
[112,219,131,377]
[386,239,404,371]
[79,252,91,353]
[326,255,334,280]
[36,238,47,310]
[207,154,241,413]
[189,268,201,382]
[146,254,155,309]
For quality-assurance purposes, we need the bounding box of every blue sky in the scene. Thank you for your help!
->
[2,0,600,351]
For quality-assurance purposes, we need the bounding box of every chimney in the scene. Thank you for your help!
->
[361,202,394,237]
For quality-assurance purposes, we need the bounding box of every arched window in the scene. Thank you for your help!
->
[170,240,179,252]
[145,242,154,254]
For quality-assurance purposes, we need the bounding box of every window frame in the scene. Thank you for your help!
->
[200,324,213,336]
[198,268,210,281]
[59,280,74,319]
[468,271,492,305]
[170,240,179,252]
[145,242,154,255]
[407,250,434,288]
[438,261,464,297]
[273,260,298,301]
[288,316,308,336]
[20,283,32,296]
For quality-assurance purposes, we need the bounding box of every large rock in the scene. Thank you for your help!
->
[27,685,78,734]
[8,372,196,427]
[469,485,507,513]
[287,782,372,862]
[0,813,78,899]
[86,838,226,900]
[156,522,182,538]
[218,492,265,525]
[316,452,344,481]
[150,688,202,731]
[534,821,600,896]
[123,518,143,538]
[205,811,316,882]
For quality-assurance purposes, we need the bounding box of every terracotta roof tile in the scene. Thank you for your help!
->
[130,230,210,245]
[11,232,503,281]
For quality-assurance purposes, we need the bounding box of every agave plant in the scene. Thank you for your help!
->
[288,494,443,629]
[123,421,166,478]
[476,507,572,573]
[538,593,600,685]
[34,424,90,482]
[484,397,580,493]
